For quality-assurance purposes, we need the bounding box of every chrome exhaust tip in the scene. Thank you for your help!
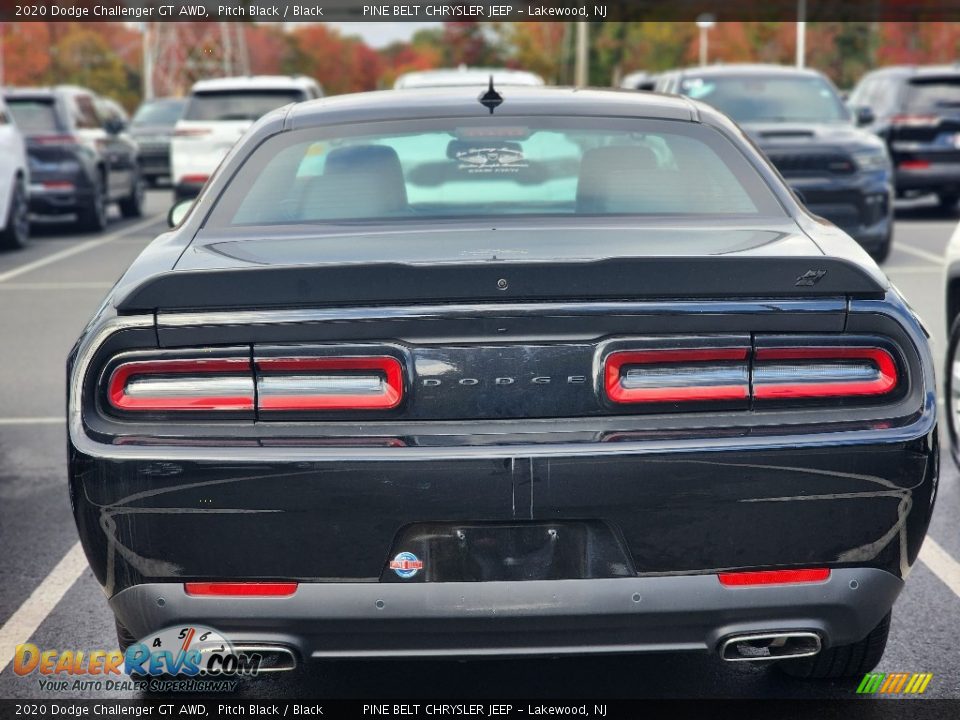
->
[720,632,821,662]
[232,645,298,673]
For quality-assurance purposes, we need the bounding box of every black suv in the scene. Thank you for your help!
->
[5,86,144,232]
[850,65,960,209]
[658,65,894,261]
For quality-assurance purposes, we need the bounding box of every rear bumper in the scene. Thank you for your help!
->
[109,568,902,659]
[894,162,960,193]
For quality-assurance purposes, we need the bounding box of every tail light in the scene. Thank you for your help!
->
[604,344,898,405]
[719,568,830,586]
[753,347,897,400]
[604,348,749,404]
[105,354,404,414]
[256,356,403,411]
[107,358,254,412]
[891,114,940,128]
[898,159,931,170]
[179,174,210,185]
[41,181,76,191]
[174,128,212,137]
[29,134,80,146]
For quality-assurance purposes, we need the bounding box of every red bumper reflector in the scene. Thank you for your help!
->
[718,569,831,587]
[107,358,254,412]
[898,160,931,170]
[752,347,897,399]
[256,356,404,411]
[184,582,298,597]
[604,348,750,404]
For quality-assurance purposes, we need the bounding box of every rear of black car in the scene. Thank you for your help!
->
[876,70,960,204]
[67,91,937,677]
[5,90,100,219]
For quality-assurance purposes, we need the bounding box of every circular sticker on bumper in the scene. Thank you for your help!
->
[389,551,423,579]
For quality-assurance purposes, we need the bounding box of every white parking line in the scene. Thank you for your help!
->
[885,266,943,274]
[0,542,88,674]
[895,244,945,265]
[919,537,960,599]
[0,282,113,291]
[0,417,65,426]
[0,216,160,284]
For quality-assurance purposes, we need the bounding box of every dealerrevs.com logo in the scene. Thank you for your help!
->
[14,625,260,693]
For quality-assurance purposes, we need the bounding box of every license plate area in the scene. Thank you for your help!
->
[381,521,635,582]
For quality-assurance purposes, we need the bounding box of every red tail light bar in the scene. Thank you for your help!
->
[107,358,254,412]
[718,568,830,586]
[890,114,940,128]
[752,347,897,400]
[605,345,898,405]
[604,348,749,403]
[256,357,403,411]
[106,355,404,414]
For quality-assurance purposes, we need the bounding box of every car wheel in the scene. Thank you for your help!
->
[119,169,145,219]
[0,177,30,250]
[77,176,108,232]
[778,612,891,679]
[869,228,893,264]
[938,192,960,211]
[946,315,960,467]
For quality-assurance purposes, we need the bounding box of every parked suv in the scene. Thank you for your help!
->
[129,98,186,187]
[658,65,894,261]
[171,76,322,200]
[850,65,960,209]
[0,95,30,249]
[5,86,143,231]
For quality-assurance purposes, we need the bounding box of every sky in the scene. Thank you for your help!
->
[326,22,440,47]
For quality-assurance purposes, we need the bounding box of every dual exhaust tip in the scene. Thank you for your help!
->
[720,632,822,662]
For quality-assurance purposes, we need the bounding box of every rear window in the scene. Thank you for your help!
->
[132,100,186,127]
[678,74,849,124]
[183,90,306,122]
[6,98,62,133]
[905,77,960,111]
[207,116,785,228]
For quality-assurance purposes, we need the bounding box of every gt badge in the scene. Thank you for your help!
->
[390,552,423,579]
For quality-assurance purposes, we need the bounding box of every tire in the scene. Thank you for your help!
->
[0,177,30,250]
[778,612,891,679]
[77,175,108,232]
[119,168,145,219]
[869,229,893,264]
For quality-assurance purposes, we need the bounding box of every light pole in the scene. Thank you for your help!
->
[796,0,807,68]
[696,15,716,67]
[574,22,589,88]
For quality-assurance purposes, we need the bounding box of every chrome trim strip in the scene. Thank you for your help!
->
[157,299,847,329]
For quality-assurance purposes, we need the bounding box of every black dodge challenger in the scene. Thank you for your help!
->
[67,87,937,680]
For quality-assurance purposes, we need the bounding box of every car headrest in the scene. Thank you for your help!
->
[299,144,408,220]
[576,145,664,214]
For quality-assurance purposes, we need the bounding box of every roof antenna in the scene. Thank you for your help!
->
[479,75,503,115]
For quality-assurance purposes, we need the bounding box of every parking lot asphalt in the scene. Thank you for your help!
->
[0,191,958,700]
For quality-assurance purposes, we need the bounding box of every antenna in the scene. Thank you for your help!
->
[479,76,503,115]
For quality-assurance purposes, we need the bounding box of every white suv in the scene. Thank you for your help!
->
[171,76,322,200]
[0,96,29,250]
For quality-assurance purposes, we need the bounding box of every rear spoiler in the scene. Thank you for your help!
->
[115,257,887,313]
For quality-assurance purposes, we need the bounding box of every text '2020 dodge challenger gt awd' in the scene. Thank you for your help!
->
[67,87,937,680]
